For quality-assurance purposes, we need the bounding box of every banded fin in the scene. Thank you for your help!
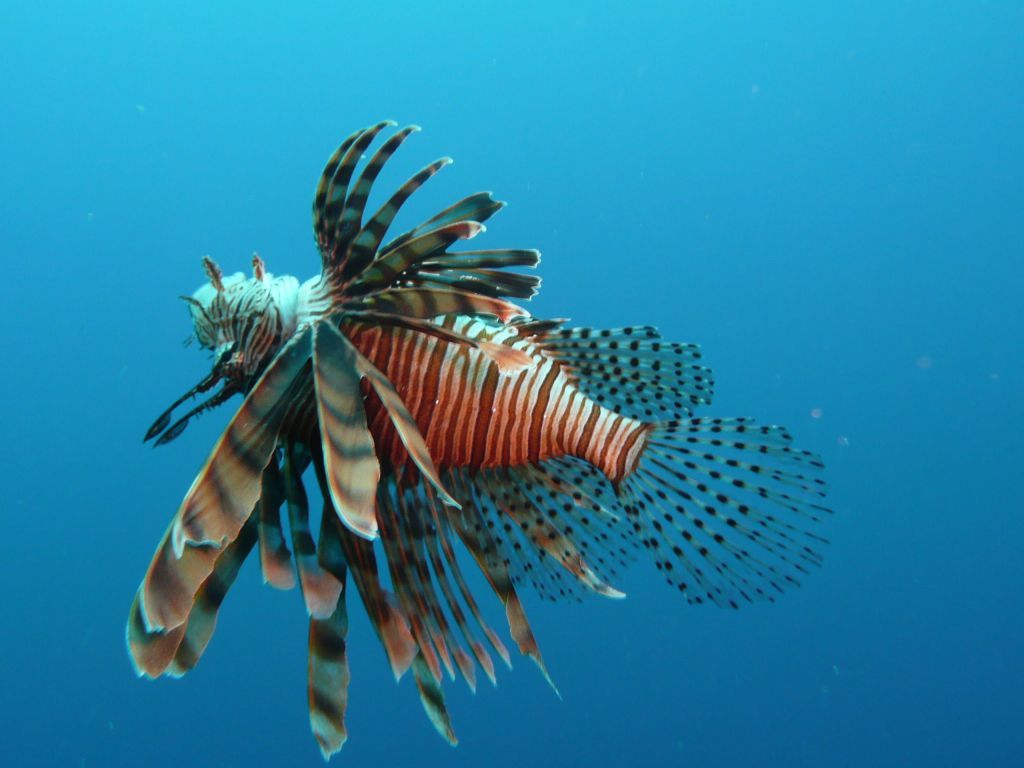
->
[446,469,557,694]
[348,220,485,294]
[257,457,295,589]
[333,125,419,263]
[410,268,541,301]
[284,444,343,618]
[309,451,417,680]
[384,192,504,254]
[479,468,624,600]
[307,501,351,760]
[426,502,511,676]
[315,121,394,261]
[166,326,312,604]
[313,321,381,539]
[308,599,351,760]
[412,655,458,745]
[343,157,452,281]
[313,128,363,249]
[127,571,188,677]
[127,490,262,676]
[168,514,259,675]
[358,286,526,324]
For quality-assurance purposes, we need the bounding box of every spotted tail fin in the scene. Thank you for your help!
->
[619,418,830,607]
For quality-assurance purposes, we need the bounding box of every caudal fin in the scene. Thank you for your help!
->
[621,417,830,608]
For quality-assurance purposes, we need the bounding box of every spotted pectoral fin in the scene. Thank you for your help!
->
[313,321,381,539]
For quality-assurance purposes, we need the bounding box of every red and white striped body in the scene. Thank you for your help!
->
[346,315,651,484]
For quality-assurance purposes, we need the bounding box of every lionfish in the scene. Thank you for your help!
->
[128,121,829,758]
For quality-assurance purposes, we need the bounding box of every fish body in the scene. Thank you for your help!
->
[128,122,830,759]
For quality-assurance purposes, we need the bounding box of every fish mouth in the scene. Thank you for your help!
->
[144,345,241,446]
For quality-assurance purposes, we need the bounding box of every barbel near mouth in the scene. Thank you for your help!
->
[144,344,238,445]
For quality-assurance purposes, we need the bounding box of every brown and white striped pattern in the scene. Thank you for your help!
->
[312,321,381,540]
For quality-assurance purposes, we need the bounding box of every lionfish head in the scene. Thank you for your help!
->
[144,253,301,446]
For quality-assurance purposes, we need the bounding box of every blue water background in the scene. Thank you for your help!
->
[2,2,1021,766]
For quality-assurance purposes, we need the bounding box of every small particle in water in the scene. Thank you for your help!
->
[837,435,850,447]
[810,407,823,419]
[135,104,146,113]
[751,84,761,95]
[86,212,93,222]
[915,355,933,369]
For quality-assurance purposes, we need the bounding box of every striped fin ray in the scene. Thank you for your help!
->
[382,192,505,256]
[412,655,458,746]
[345,311,532,373]
[315,121,394,261]
[373,478,490,692]
[425,474,512,672]
[284,443,344,618]
[500,465,627,599]
[314,318,458,513]
[392,484,487,690]
[141,346,297,633]
[312,321,381,539]
[307,489,351,760]
[420,248,540,270]
[347,220,486,295]
[164,326,313,607]
[331,513,418,680]
[310,449,418,680]
[308,597,351,760]
[416,484,498,686]
[331,125,419,265]
[127,587,186,678]
[167,514,259,675]
[357,286,526,324]
[341,157,452,283]
[127,464,268,676]
[376,481,453,685]
[618,419,829,608]
[312,129,361,248]
[256,456,295,589]
[446,469,557,693]
[409,267,541,301]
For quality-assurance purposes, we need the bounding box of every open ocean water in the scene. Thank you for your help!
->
[2,2,1021,766]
